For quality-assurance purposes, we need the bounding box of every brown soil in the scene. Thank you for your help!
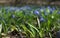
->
[2,30,26,38]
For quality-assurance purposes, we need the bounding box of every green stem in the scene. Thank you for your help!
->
[37,17,41,29]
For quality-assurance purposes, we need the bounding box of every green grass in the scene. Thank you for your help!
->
[0,6,60,38]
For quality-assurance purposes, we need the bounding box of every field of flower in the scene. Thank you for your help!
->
[0,5,60,38]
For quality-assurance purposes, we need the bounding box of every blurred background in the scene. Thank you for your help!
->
[0,0,60,6]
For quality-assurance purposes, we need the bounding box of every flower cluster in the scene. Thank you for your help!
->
[0,5,60,38]
[0,6,60,22]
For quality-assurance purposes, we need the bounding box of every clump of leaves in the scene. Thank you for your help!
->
[0,6,60,38]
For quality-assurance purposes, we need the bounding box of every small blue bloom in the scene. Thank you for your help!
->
[12,15,15,18]
[50,9,53,13]
[47,7,54,14]
[47,6,51,9]
[33,10,39,15]
[20,6,31,10]
[8,7,18,12]
[15,8,21,12]
[52,7,56,10]
[40,17,45,22]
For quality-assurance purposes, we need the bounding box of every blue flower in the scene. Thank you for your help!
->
[50,7,56,13]
[47,7,55,14]
[33,10,39,15]
[8,7,18,12]
[15,8,21,12]
[12,15,15,18]
[49,9,53,14]
[20,6,31,10]
[47,6,51,9]
[40,16,45,22]
[52,7,56,10]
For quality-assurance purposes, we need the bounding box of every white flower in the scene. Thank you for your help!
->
[51,16,54,19]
